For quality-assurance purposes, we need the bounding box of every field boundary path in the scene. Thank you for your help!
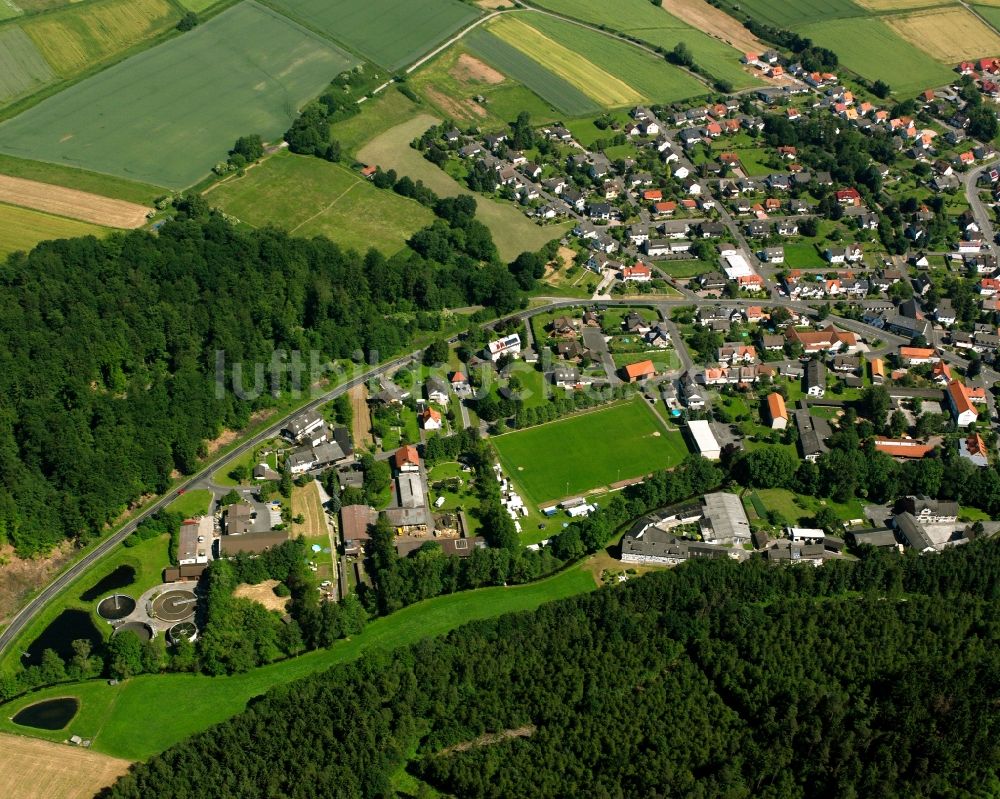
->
[0,175,149,228]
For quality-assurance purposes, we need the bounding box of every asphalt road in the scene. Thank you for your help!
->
[0,347,423,659]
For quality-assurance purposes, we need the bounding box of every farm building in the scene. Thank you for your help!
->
[765,392,788,430]
[686,420,721,460]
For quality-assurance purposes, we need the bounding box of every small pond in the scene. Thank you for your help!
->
[80,565,136,602]
[12,697,79,730]
[25,610,102,666]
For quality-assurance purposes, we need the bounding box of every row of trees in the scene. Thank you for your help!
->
[100,537,1000,798]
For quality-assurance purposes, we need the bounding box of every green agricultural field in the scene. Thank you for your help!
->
[0,564,596,759]
[357,114,572,261]
[721,0,864,27]
[974,4,1000,33]
[523,14,706,104]
[409,44,561,130]
[798,17,955,95]
[265,0,479,70]
[207,151,434,255]
[527,0,761,89]
[0,0,20,20]
[165,489,213,518]
[0,27,53,104]
[0,1,357,188]
[176,0,219,11]
[493,398,688,505]
[464,26,599,116]
[19,0,179,77]
[0,202,107,257]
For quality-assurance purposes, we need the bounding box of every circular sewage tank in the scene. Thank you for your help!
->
[114,621,152,643]
[150,589,197,622]
[168,621,198,644]
[97,593,136,621]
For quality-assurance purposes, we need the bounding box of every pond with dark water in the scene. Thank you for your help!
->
[12,698,79,730]
[80,565,136,602]
[25,609,102,665]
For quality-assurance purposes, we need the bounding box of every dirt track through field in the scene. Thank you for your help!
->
[0,733,131,799]
[0,174,149,228]
[663,0,766,53]
[348,383,373,448]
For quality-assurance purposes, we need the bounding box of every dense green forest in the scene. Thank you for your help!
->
[101,539,1000,799]
[0,196,525,556]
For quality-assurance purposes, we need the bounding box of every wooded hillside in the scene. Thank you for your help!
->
[101,539,1000,799]
[0,198,521,555]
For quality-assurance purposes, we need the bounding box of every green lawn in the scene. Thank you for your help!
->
[751,487,866,526]
[357,114,572,261]
[611,350,681,372]
[0,1,358,188]
[207,151,435,255]
[660,260,715,279]
[165,489,213,518]
[493,397,688,505]
[0,564,597,760]
[798,17,955,97]
[265,0,479,70]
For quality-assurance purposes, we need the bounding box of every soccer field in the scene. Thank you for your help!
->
[493,399,689,505]
[265,0,479,70]
[0,1,357,189]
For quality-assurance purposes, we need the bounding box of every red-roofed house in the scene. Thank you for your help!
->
[420,407,442,430]
[449,371,469,391]
[959,61,976,75]
[623,360,655,383]
[947,380,979,427]
[785,325,858,353]
[874,437,934,459]
[621,263,653,282]
[899,346,939,365]
[653,201,676,216]
[835,187,862,206]
[394,445,420,472]
[931,361,952,385]
[643,189,662,201]
[980,278,1000,296]
[766,392,787,430]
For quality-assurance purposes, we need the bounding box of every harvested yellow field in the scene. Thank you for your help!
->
[0,175,149,228]
[0,733,131,799]
[292,479,329,540]
[22,0,178,76]
[885,7,1000,62]
[666,0,766,53]
[488,16,643,107]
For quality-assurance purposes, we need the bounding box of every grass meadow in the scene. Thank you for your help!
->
[207,151,435,255]
[0,1,357,188]
[0,564,597,760]
[0,153,164,203]
[0,27,53,105]
[0,202,107,257]
[265,0,479,70]
[165,489,213,518]
[493,398,689,505]
[332,87,423,157]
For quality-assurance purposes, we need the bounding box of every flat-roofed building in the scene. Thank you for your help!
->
[700,492,751,545]
[686,419,721,460]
